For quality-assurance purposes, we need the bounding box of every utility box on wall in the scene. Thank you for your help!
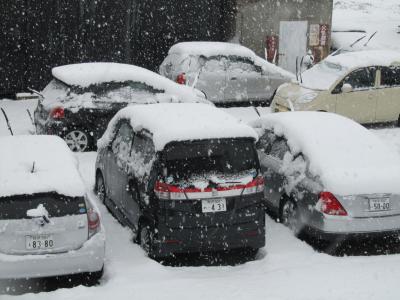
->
[236,0,334,73]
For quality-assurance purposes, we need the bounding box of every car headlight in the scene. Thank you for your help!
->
[296,92,318,104]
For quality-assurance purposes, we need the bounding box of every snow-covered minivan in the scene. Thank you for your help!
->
[0,135,105,282]
[272,50,400,125]
[160,42,294,106]
[95,103,265,258]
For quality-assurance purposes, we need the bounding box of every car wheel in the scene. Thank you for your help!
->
[64,130,92,152]
[95,173,106,204]
[140,223,155,257]
[280,197,300,234]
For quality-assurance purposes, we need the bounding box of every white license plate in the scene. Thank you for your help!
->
[369,198,390,212]
[26,234,55,250]
[202,198,227,213]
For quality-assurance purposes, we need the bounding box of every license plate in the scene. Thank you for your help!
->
[202,198,227,213]
[26,234,55,250]
[369,198,390,212]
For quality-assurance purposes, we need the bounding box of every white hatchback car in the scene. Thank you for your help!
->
[0,135,105,282]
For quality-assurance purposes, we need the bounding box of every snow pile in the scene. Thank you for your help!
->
[98,103,258,151]
[300,50,400,90]
[252,112,400,195]
[50,62,208,105]
[0,135,85,198]
[333,0,400,51]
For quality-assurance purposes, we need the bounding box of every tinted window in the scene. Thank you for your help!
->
[112,122,134,160]
[344,68,375,90]
[204,56,227,72]
[227,57,258,73]
[163,139,258,182]
[0,193,86,220]
[381,66,400,87]
[131,134,156,164]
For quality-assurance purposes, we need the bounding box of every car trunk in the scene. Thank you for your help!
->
[0,193,89,255]
[157,138,263,229]
[337,193,400,218]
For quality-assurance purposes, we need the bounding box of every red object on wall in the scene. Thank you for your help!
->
[319,24,330,47]
[266,35,279,63]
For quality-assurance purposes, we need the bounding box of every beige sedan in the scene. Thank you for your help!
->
[272,50,400,125]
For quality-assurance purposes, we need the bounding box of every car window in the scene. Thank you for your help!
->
[131,133,156,164]
[268,138,290,160]
[380,66,400,87]
[227,57,258,73]
[112,122,134,162]
[204,56,227,72]
[339,67,376,92]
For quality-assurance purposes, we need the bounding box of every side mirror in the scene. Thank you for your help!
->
[342,83,353,93]
[198,56,206,67]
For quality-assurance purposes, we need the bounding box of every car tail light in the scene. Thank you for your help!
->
[176,73,186,85]
[154,176,265,200]
[88,208,101,237]
[50,106,64,119]
[317,192,347,216]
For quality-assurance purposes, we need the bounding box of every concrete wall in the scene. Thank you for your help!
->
[236,0,333,67]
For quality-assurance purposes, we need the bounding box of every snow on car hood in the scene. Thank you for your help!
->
[98,103,258,152]
[0,135,86,198]
[251,112,400,195]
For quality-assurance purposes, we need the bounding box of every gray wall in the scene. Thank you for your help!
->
[236,0,333,62]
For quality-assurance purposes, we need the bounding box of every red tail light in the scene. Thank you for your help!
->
[317,192,347,216]
[50,107,64,119]
[154,176,265,200]
[88,208,100,237]
[176,73,186,85]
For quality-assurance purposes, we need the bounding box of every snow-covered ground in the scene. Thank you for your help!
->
[333,0,400,51]
[2,99,400,300]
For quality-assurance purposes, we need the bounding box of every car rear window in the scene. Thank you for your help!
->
[0,193,86,220]
[163,139,258,182]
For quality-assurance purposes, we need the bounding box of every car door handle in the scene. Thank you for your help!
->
[230,77,237,80]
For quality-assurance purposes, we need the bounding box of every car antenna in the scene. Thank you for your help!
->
[295,56,299,81]
[27,109,35,127]
[299,56,304,83]
[31,161,36,173]
[363,31,378,47]
[1,107,14,135]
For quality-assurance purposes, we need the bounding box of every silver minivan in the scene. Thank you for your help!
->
[160,42,294,105]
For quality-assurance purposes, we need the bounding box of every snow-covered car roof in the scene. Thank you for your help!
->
[325,50,400,70]
[98,103,258,151]
[168,42,256,60]
[300,50,400,90]
[251,112,400,195]
[0,135,86,198]
[51,62,208,103]
[168,42,295,79]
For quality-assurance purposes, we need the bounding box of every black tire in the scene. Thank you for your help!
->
[139,222,156,258]
[63,129,93,152]
[397,114,400,127]
[82,267,104,286]
[95,172,106,205]
[279,196,300,235]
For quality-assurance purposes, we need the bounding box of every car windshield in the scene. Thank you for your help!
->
[162,139,258,187]
[300,61,347,90]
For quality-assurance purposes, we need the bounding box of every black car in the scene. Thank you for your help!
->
[34,62,208,152]
[95,103,265,258]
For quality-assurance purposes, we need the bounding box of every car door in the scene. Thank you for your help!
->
[196,56,227,103]
[108,122,134,210]
[376,66,400,123]
[257,131,290,211]
[120,133,155,228]
[335,67,378,123]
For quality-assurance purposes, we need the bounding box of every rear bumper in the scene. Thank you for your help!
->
[305,225,400,243]
[154,215,266,257]
[0,231,105,280]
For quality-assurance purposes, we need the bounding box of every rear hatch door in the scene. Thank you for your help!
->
[0,193,88,255]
